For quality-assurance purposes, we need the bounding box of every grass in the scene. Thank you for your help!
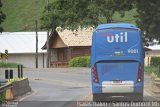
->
[1,0,55,32]
[0,62,21,68]
[1,0,137,32]
[145,66,160,77]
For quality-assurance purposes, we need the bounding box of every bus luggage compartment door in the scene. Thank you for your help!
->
[96,61,139,93]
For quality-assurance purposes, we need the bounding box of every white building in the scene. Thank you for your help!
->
[145,45,160,66]
[0,32,47,68]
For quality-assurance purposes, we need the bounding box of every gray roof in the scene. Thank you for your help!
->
[0,32,47,54]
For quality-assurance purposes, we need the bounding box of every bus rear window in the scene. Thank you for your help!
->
[95,29,141,57]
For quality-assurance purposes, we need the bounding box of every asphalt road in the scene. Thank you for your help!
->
[0,68,160,107]
[22,68,91,101]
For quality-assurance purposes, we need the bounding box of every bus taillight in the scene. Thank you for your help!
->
[93,64,99,83]
[137,64,142,82]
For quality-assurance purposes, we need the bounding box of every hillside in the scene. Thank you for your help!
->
[1,0,137,32]
[1,0,54,32]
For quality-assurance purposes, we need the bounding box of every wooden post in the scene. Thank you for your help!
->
[46,0,50,68]
[43,53,44,68]
[35,20,38,68]
[47,30,50,68]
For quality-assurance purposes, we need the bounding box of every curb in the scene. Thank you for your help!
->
[5,78,32,100]
[0,67,90,72]
[12,78,32,97]
[151,74,160,88]
[146,72,160,94]
[154,79,160,87]
[151,72,160,87]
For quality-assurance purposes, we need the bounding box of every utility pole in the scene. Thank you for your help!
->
[35,20,38,68]
[46,0,50,68]
[47,30,50,68]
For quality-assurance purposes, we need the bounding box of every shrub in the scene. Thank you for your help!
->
[145,66,160,77]
[0,92,5,103]
[150,57,160,67]
[69,56,90,67]
[0,62,22,68]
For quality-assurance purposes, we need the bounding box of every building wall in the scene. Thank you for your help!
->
[50,47,91,67]
[145,50,160,66]
[50,49,58,62]
[144,56,151,66]
[2,53,47,68]
[71,47,91,58]
[146,50,160,56]
[50,47,91,62]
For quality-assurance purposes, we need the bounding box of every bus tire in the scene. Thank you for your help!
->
[131,94,143,101]
[93,94,102,102]
[93,94,99,102]
[136,94,143,101]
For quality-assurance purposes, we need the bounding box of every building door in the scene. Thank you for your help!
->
[57,48,67,61]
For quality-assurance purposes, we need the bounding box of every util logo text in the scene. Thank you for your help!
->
[104,32,128,43]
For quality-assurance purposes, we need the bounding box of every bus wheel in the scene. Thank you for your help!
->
[93,94,98,102]
[131,94,143,101]
[93,94,106,102]
[93,94,102,102]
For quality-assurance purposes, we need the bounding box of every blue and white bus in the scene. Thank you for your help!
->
[91,23,144,101]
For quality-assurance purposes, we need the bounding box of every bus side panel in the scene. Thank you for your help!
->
[91,31,96,67]
[91,31,99,93]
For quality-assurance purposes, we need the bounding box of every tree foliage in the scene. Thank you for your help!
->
[41,0,134,31]
[0,0,6,32]
[41,0,160,43]
[136,0,160,43]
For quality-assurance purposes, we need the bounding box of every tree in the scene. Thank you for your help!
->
[136,0,160,43]
[40,0,134,67]
[0,0,6,32]
[41,0,134,31]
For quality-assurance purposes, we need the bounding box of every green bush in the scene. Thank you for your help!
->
[0,92,5,103]
[0,62,22,68]
[69,56,90,67]
[150,57,160,67]
[145,66,160,77]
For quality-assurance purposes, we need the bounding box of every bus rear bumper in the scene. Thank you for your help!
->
[93,93,143,101]
[92,82,143,101]
[92,82,143,94]
[102,84,134,93]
